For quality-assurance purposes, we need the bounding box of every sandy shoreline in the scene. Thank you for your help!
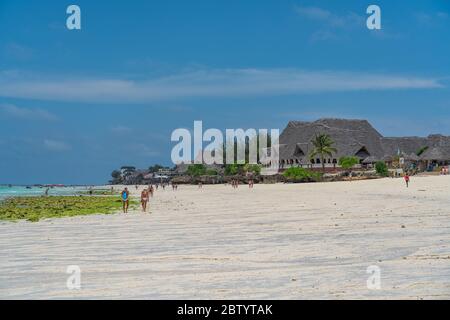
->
[1,175,449,299]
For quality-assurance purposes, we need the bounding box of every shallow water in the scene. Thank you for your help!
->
[0,185,104,200]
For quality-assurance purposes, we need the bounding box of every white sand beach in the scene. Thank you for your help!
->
[1,175,449,299]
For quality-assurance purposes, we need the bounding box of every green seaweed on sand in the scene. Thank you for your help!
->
[0,196,137,222]
[77,189,120,196]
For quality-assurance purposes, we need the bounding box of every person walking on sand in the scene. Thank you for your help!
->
[121,187,130,213]
[148,185,154,197]
[404,173,410,188]
[141,188,149,212]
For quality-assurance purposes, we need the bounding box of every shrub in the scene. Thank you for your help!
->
[225,164,261,176]
[338,156,359,170]
[224,164,240,176]
[186,164,206,176]
[375,161,389,177]
[205,169,218,176]
[283,167,322,182]
[244,164,261,174]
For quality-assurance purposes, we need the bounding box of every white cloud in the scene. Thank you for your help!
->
[3,43,34,60]
[294,5,364,28]
[43,139,71,151]
[415,11,449,26]
[0,69,443,104]
[111,125,133,134]
[0,103,58,121]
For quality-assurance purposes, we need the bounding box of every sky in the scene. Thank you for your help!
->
[1,0,450,184]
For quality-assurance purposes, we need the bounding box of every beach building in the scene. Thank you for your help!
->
[274,118,450,172]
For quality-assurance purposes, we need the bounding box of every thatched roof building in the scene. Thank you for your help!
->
[277,118,450,168]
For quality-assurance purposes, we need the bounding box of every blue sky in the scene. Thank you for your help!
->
[1,0,450,184]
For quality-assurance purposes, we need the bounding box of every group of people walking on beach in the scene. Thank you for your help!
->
[118,169,418,214]
[230,179,254,188]
[120,183,179,213]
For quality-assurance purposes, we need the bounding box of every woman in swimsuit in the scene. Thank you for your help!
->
[121,188,129,213]
[141,188,149,212]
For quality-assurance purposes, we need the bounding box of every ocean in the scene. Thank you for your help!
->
[0,185,105,200]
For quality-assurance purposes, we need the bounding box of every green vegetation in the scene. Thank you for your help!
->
[283,167,322,182]
[339,156,359,170]
[375,161,389,177]
[78,189,119,196]
[120,166,136,176]
[0,196,134,222]
[224,164,240,175]
[244,164,261,175]
[186,164,207,176]
[416,146,429,156]
[309,134,337,173]
[110,170,123,184]
[205,169,218,176]
[224,164,261,176]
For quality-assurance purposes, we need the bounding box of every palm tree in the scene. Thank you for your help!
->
[309,134,337,173]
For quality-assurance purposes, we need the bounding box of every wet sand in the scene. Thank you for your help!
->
[1,175,449,299]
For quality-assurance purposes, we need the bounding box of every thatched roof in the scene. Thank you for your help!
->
[278,118,450,163]
[279,118,385,163]
[362,156,380,164]
[402,152,421,162]
[381,137,428,157]
[421,146,450,161]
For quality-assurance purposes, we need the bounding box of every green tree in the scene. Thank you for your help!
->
[120,166,136,177]
[111,170,121,179]
[375,161,389,177]
[309,134,337,173]
[186,164,206,177]
[224,164,241,176]
[416,146,429,156]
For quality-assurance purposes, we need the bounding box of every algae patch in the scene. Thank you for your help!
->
[0,196,135,222]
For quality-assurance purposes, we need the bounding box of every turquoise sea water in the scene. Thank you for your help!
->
[0,186,104,200]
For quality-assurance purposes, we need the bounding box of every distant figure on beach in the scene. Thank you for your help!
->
[148,185,154,197]
[44,187,49,196]
[141,188,149,212]
[404,174,410,188]
[121,187,129,213]
[110,186,114,194]
[198,181,202,189]
[248,179,254,188]
[89,187,93,196]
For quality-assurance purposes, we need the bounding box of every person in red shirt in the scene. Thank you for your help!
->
[404,174,410,188]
